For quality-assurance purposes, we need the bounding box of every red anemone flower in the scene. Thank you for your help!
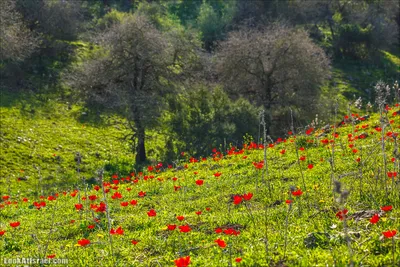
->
[75,203,83,211]
[47,254,56,259]
[291,189,303,197]
[167,224,177,230]
[235,258,242,263]
[195,180,204,186]
[214,238,227,248]
[77,239,90,246]
[0,230,5,236]
[382,230,397,238]
[111,192,122,199]
[233,195,243,205]
[369,214,379,224]
[131,240,139,245]
[110,226,124,235]
[10,221,20,228]
[174,256,190,267]
[335,209,348,220]
[147,209,156,217]
[242,192,253,201]
[177,216,185,221]
[381,205,393,212]
[178,225,191,233]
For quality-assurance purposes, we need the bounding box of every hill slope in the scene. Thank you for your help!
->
[0,105,399,266]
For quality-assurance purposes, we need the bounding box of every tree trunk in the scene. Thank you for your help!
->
[134,120,146,163]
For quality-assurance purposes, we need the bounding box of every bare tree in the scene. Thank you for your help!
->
[0,0,38,62]
[216,23,330,134]
[67,14,192,163]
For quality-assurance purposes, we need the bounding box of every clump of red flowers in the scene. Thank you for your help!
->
[110,226,124,235]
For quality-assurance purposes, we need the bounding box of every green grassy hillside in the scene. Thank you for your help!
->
[0,104,399,266]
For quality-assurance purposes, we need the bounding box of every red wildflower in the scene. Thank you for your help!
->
[174,185,181,191]
[174,256,191,267]
[93,185,100,191]
[167,224,177,230]
[381,205,393,212]
[2,195,9,200]
[307,164,314,169]
[178,225,191,233]
[95,202,106,212]
[10,221,20,228]
[131,240,139,245]
[77,239,90,246]
[370,214,380,224]
[253,161,264,169]
[111,192,122,199]
[382,230,397,238]
[335,209,348,220]
[130,200,138,206]
[305,128,314,135]
[215,238,227,248]
[48,196,56,201]
[280,150,286,155]
[215,228,223,234]
[387,172,398,178]
[75,204,83,211]
[214,172,222,177]
[0,230,5,236]
[291,189,303,197]
[299,156,306,161]
[195,179,204,186]
[285,199,292,204]
[120,201,129,207]
[138,191,146,197]
[47,254,56,259]
[233,195,243,205]
[89,195,97,201]
[147,209,157,217]
[22,198,28,202]
[235,258,242,263]
[242,192,253,201]
[195,211,202,215]
[224,228,240,236]
[88,225,95,229]
[147,166,154,172]
[110,226,124,235]
[177,216,185,221]
[206,207,211,211]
